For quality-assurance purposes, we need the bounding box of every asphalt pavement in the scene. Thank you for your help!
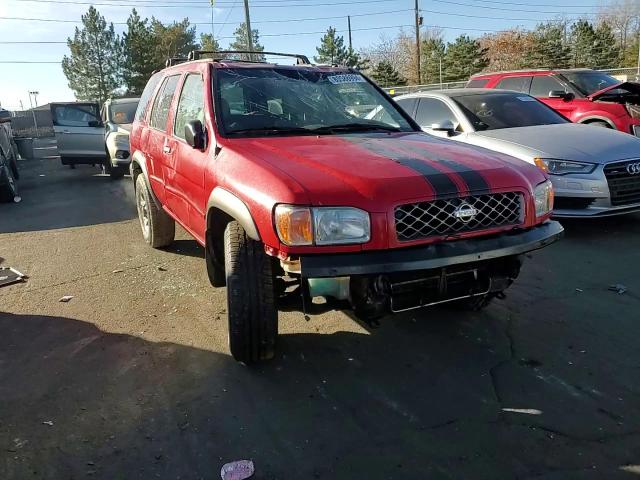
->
[1,158,639,479]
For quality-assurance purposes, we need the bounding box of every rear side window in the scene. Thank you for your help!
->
[396,97,417,116]
[530,75,565,97]
[135,73,162,123]
[495,76,532,93]
[415,98,457,127]
[52,104,100,127]
[149,75,180,131]
[466,79,489,88]
[174,74,205,139]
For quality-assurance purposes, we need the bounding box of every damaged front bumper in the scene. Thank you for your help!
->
[297,221,564,315]
[299,221,564,278]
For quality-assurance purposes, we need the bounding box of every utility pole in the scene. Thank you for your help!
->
[19,100,24,111]
[27,92,33,109]
[348,16,352,51]
[30,91,39,107]
[210,0,215,38]
[243,0,254,60]
[439,57,443,89]
[414,0,421,84]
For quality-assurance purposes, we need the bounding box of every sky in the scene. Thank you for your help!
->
[0,0,616,110]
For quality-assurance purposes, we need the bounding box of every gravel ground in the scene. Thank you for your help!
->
[1,158,639,479]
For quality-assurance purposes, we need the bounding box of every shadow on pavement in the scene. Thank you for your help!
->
[0,159,136,234]
[162,239,205,259]
[1,311,638,480]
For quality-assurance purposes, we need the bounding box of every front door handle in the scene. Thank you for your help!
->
[162,145,171,154]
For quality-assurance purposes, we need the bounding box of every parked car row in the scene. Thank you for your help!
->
[50,97,139,178]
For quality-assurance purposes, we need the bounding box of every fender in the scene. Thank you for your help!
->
[206,187,261,241]
[130,150,162,205]
[576,115,617,129]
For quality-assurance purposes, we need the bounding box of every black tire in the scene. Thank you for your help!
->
[135,174,175,248]
[586,121,612,129]
[0,161,18,203]
[224,221,278,364]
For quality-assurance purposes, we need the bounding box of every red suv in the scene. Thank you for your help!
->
[130,50,562,363]
[468,69,640,135]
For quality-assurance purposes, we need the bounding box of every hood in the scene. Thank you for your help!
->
[473,123,640,164]
[228,132,545,211]
[588,81,640,100]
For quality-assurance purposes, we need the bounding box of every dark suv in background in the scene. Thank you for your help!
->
[468,69,640,135]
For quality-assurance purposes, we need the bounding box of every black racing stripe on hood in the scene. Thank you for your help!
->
[396,141,491,193]
[344,136,459,198]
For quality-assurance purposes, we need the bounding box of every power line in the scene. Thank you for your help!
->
[432,0,600,15]
[7,0,396,8]
[0,9,414,26]
[469,0,604,7]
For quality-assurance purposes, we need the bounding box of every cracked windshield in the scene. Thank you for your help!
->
[1,0,640,478]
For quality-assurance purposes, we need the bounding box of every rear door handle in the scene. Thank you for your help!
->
[62,130,71,134]
[162,145,171,154]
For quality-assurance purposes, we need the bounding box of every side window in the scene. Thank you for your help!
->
[396,97,417,116]
[149,75,180,131]
[530,75,565,97]
[174,74,205,140]
[415,98,457,127]
[52,104,100,127]
[466,79,489,88]
[495,76,532,93]
[135,73,163,123]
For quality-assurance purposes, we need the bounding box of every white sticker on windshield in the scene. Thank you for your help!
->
[327,74,366,84]
[517,96,536,102]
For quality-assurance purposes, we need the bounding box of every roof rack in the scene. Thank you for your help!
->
[187,50,311,65]
[165,57,188,68]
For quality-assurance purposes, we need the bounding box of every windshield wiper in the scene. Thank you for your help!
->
[308,123,401,133]
[228,126,315,135]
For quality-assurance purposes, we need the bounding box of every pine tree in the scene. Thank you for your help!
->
[122,9,155,95]
[228,23,265,61]
[443,35,488,81]
[314,27,346,64]
[530,22,570,69]
[370,61,407,87]
[150,18,198,67]
[571,20,597,68]
[314,28,367,68]
[421,36,446,84]
[62,6,123,103]
[592,22,621,69]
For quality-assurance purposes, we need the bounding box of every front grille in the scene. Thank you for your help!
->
[395,192,523,241]
[604,161,640,206]
[554,197,596,210]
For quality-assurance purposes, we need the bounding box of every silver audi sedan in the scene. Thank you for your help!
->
[393,89,640,217]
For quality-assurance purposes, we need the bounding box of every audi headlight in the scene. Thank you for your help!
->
[534,158,596,175]
[275,205,370,246]
[534,180,554,217]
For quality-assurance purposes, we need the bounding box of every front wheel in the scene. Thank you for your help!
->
[224,221,278,364]
[586,121,613,129]
[135,175,175,248]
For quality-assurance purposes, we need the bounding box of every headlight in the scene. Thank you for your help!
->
[114,133,130,145]
[275,205,370,246]
[534,158,596,175]
[534,180,554,217]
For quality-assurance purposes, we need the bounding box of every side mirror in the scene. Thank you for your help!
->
[185,120,206,150]
[430,120,456,137]
[548,90,574,101]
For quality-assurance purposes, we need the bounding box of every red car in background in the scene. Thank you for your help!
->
[467,69,640,136]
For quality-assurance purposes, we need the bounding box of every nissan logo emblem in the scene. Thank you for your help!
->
[453,202,478,223]
[627,162,640,175]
